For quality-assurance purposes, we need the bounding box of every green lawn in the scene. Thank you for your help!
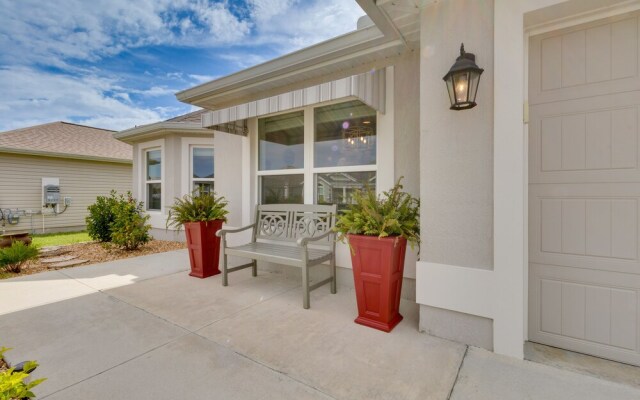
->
[31,231,92,247]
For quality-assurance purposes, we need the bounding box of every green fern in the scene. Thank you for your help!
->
[166,191,229,230]
[334,177,420,249]
[0,242,39,274]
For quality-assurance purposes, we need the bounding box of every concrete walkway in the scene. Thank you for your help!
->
[0,250,639,399]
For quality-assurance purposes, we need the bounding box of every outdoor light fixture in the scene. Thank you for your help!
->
[443,43,484,110]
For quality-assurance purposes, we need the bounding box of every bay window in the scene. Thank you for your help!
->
[145,149,162,211]
[257,100,377,209]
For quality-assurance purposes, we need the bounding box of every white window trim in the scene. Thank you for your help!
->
[255,99,380,205]
[180,137,215,197]
[138,139,165,214]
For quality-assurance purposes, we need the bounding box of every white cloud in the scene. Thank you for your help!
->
[0,66,176,131]
[0,0,363,70]
[0,0,251,67]
[132,86,177,97]
[218,53,269,69]
[188,74,219,84]
[0,1,366,130]
[246,0,365,52]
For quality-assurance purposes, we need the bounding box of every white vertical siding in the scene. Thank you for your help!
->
[0,153,132,234]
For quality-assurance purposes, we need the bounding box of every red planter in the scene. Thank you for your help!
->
[348,234,407,332]
[184,220,223,279]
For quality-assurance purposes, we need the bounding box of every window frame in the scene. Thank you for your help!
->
[145,148,162,212]
[139,140,165,213]
[190,145,215,195]
[255,99,378,206]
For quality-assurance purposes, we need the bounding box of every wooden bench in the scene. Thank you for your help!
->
[216,204,337,309]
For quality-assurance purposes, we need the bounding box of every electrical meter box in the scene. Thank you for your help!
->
[44,185,60,205]
[42,177,60,207]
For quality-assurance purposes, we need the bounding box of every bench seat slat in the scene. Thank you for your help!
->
[226,242,331,267]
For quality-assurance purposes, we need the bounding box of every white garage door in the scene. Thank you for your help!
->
[529,13,640,366]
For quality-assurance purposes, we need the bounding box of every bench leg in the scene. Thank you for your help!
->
[330,254,337,294]
[222,253,229,286]
[252,259,257,277]
[302,265,310,309]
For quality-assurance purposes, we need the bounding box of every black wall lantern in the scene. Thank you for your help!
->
[443,43,484,110]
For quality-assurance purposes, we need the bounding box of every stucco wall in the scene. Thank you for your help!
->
[394,49,421,200]
[131,131,244,242]
[418,0,495,349]
[0,153,132,234]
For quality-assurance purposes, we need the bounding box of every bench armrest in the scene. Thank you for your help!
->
[216,223,256,237]
[297,231,335,247]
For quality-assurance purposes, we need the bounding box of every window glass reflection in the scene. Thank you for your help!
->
[314,101,376,168]
[193,147,214,179]
[259,111,304,170]
[146,150,161,180]
[261,175,304,204]
[315,171,376,211]
[147,183,161,211]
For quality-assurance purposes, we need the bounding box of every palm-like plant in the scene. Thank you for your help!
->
[335,178,420,249]
[166,191,229,229]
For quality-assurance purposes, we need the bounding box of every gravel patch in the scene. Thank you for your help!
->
[2,240,185,279]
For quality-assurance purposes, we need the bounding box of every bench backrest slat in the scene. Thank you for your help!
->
[255,204,337,245]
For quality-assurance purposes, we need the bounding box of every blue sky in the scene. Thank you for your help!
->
[0,0,364,132]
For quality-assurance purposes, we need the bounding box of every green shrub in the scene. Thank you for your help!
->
[334,177,420,249]
[0,242,39,274]
[166,191,229,230]
[0,347,46,400]
[109,192,151,251]
[86,191,117,242]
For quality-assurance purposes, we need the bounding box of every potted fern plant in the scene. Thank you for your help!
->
[335,178,420,332]
[167,191,229,278]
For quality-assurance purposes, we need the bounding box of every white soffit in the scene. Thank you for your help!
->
[203,68,386,135]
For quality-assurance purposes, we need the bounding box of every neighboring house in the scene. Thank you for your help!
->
[0,121,132,234]
[118,0,640,367]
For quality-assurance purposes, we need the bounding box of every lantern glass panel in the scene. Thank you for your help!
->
[453,72,470,104]
[445,76,455,106]
[471,70,481,103]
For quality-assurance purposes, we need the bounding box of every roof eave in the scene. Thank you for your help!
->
[175,24,392,106]
[114,122,212,143]
[0,147,132,164]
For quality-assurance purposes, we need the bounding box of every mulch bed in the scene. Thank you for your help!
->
[5,240,185,278]
[0,356,8,371]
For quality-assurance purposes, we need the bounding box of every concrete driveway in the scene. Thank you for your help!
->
[1,250,639,399]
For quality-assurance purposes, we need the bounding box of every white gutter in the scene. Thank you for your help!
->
[114,122,212,142]
[0,147,132,164]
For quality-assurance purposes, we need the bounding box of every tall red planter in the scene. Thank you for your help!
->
[348,234,407,332]
[184,220,223,279]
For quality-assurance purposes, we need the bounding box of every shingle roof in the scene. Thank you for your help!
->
[165,108,207,123]
[0,121,132,162]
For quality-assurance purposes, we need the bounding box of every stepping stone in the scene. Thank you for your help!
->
[39,247,70,257]
[41,255,77,264]
[48,259,88,268]
[40,246,62,252]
